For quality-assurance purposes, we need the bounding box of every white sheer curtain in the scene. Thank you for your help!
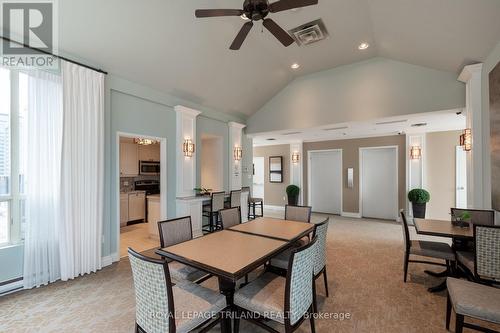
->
[23,70,63,289]
[59,61,105,280]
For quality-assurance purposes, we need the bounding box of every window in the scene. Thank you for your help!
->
[0,67,28,246]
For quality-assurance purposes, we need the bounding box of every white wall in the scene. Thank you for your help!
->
[200,137,223,191]
[247,57,465,134]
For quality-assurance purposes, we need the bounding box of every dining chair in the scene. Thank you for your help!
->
[128,248,226,333]
[228,189,242,208]
[233,237,318,333]
[450,208,495,226]
[447,226,500,333]
[400,210,456,283]
[242,186,263,220]
[456,224,500,283]
[269,218,330,309]
[202,191,225,233]
[219,206,242,229]
[285,205,312,223]
[157,217,208,282]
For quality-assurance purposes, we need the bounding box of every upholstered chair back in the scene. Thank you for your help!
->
[285,205,312,223]
[220,207,241,229]
[451,208,495,226]
[158,216,192,248]
[211,191,226,212]
[230,190,242,208]
[313,218,329,275]
[475,225,500,282]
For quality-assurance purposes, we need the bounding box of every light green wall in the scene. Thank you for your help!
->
[247,57,465,134]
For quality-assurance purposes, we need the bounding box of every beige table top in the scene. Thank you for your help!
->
[229,217,314,241]
[156,230,287,281]
[414,218,473,239]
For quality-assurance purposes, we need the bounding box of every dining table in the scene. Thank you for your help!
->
[155,217,315,332]
[414,218,474,292]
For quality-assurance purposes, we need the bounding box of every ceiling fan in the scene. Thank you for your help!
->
[195,0,319,50]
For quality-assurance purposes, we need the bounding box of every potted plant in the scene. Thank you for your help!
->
[193,187,211,196]
[286,185,300,206]
[408,188,430,218]
[451,211,471,228]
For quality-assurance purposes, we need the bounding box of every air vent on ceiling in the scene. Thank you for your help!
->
[323,126,348,131]
[411,122,428,127]
[375,119,408,125]
[282,131,302,136]
[288,19,329,46]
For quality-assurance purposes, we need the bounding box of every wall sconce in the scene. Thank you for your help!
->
[234,146,242,161]
[183,139,195,157]
[460,128,472,151]
[291,151,300,164]
[410,146,421,160]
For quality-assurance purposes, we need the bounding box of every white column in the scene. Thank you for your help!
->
[406,134,425,217]
[458,64,484,208]
[228,122,246,191]
[175,105,201,198]
[289,142,304,205]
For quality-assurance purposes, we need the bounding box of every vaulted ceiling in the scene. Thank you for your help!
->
[55,0,500,116]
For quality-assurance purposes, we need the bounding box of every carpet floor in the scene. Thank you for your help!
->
[1,215,497,333]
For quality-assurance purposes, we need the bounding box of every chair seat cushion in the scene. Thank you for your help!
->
[174,280,226,333]
[249,198,263,203]
[269,237,309,270]
[457,251,475,273]
[410,240,455,261]
[234,272,286,324]
[169,261,208,282]
[447,277,500,324]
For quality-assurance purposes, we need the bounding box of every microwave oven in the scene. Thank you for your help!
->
[139,161,160,175]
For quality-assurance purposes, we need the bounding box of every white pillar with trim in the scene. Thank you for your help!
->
[406,134,425,217]
[175,105,203,236]
[289,142,303,205]
[228,122,249,221]
[458,64,484,209]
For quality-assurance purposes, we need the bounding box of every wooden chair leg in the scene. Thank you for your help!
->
[312,279,318,313]
[309,305,316,333]
[446,293,451,330]
[323,269,329,298]
[403,252,410,282]
[455,314,464,333]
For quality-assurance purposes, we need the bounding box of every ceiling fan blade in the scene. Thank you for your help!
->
[230,21,254,50]
[195,9,244,18]
[262,18,294,47]
[269,0,318,13]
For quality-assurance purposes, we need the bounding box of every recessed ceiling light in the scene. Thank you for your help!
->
[358,42,370,50]
[291,63,300,69]
[240,13,249,20]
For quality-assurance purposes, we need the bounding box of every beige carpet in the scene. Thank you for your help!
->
[1,215,497,333]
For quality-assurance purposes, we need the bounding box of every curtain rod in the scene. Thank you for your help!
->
[1,36,108,75]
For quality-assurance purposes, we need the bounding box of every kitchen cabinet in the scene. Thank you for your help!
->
[120,193,129,227]
[120,143,139,176]
[128,191,146,221]
[147,194,161,240]
[138,144,160,162]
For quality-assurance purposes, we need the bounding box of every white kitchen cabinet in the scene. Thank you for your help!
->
[120,193,129,227]
[128,191,146,221]
[147,195,161,240]
[138,144,160,162]
[120,143,139,176]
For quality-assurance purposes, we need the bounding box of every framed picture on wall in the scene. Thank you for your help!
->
[269,156,283,183]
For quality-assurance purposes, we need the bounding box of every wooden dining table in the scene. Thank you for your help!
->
[414,218,473,292]
[155,217,315,332]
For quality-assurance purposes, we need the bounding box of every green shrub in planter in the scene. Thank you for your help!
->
[286,185,300,206]
[408,189,430,218]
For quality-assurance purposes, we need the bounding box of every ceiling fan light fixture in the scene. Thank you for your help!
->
[358,42,370,50]
[240,13,249,20]
[291,63,300,69]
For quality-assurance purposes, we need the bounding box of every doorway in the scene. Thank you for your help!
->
[253,157,265,201]
[308,150,342,214]
[360,146,398,220]
[116,132,167,259]
[455,146,467,208]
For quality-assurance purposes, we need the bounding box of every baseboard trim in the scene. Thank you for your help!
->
[0,279,23,295]
[101,252,119,267]
[264,205,285,211]
[341,211,362,218]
